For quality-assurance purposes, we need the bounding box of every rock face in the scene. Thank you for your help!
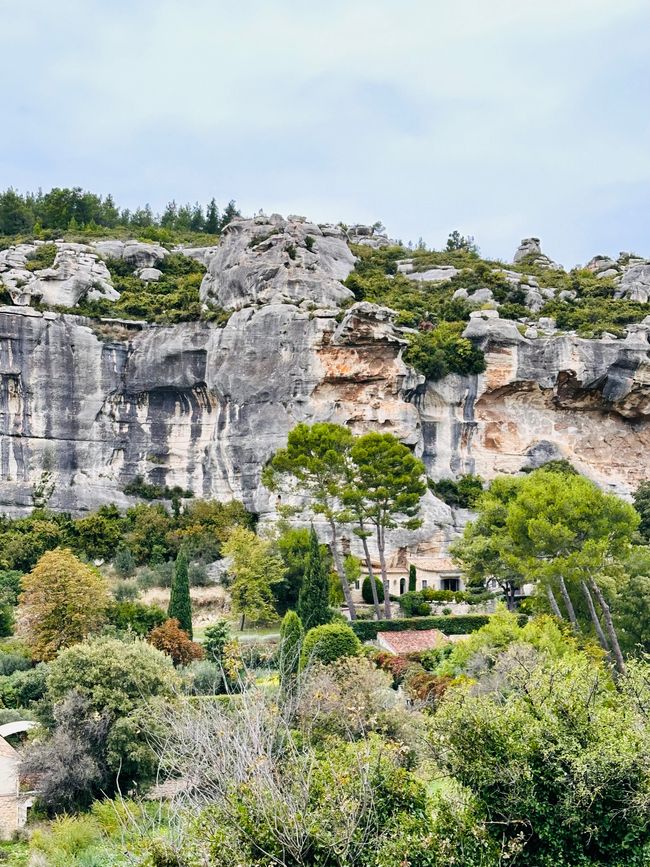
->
[421,315,650,494]
[1,220,650,568]
[0,242,117,307]
[0,238,172,308]
[200,215,356,310]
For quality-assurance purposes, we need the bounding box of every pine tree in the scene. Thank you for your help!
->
[408,564,417,592]
[205,198,219,234]
[297,527,331,629]
[168,549,193,638]
[279,610,304,695]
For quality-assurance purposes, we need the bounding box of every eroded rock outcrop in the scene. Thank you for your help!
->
[1,220,649,569]
[0,239,170,308]
[0,242,117,307]
[513,237,560,270]
[200,214,355,310]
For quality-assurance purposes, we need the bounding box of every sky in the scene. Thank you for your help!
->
[1,0,649,266]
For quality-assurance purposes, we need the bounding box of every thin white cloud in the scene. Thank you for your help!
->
[1,0,649,262]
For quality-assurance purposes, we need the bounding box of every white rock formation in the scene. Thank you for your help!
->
[200,214,356,310]
[0,242,117,307]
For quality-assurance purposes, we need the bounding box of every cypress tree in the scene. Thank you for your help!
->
[297,527,331,629]
[408,564,417,592]
[168,549,193,638]
[279,610,304,694]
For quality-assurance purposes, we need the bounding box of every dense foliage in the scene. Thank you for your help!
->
[0,186,239,240]
[19,548,110,661]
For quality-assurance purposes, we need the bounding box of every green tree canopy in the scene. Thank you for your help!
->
[19,548,110,661]
[348,432,426,618]
[263,422,357,618]
[297,527,331,629]
[222,527,285,630]
[168,549,193,638]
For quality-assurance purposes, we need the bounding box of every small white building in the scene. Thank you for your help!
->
[350,544,463,601]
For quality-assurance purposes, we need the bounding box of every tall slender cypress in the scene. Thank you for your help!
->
[408,564,417,592]
[168,549,193,638]
[297,527,331,629]
[279,610,304,696]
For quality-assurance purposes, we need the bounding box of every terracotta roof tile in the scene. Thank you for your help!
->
[377,629,448,654]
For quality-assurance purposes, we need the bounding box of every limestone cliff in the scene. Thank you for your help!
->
[0,217,649,563]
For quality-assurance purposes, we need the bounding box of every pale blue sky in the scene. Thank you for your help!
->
[2,0,649,265]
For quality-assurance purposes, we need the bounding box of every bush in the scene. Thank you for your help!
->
[188,561,210,586]
[361,575,384,604]
[114,545,136,578]
[0,663,49,708]
[399,591,430,617]
[351,614,493,641]
[112,578,139,601]
[0,652,31,676]
[203,619,231,664]
[106,600,166,636]
[148,618,204,666]
[403,323,486,381]
[403,666,451,704]
[123,475,193,502]
[183,659,222,695]
[24,242,56,272]
[301,622,361,667]
[429,474,484,508]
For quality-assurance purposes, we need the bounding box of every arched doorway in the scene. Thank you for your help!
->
[399,577,406,595]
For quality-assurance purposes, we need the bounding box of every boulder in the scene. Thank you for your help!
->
[199,214,355,310]
[92,240,167,269]
[406,266,459,283]
[137,268,163,282]
[616,262,650,303]
[513,237,560,270]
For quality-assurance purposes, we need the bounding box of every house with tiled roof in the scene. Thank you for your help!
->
[376,628,449,655]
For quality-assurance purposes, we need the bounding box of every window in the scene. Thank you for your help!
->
[399,577,406,595]
[422,579,428,589]
[441,578,460,592]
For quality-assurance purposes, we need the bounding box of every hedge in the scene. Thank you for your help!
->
[350,614,492,642]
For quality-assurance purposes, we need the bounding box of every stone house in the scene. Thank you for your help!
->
[0,721,36,839]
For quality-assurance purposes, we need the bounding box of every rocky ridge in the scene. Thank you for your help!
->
[0,216,649,564]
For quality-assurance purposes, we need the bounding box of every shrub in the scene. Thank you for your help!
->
[279,610,303,692]
[403,666,452,704]
[24,243,56,272]
[188,561,210,586]
[183,659,222,695]
[0,663,49,708]
[114,544,136,578]
[29,813,102,862]
[47,637,178,714]
[351,614,493,641]
[240,639,278,669]
[399,591,430,617]
[106,600,166,636]
[0,652,31,676]
[112,578,139,601]
[403,322,486,381]
[0,569,22,604]
[203,619,231,664]
[148,618,204,666]
[301,622,361,667]
[429,473,484,508]
[123,475,193,502]
[361,575,384,604]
